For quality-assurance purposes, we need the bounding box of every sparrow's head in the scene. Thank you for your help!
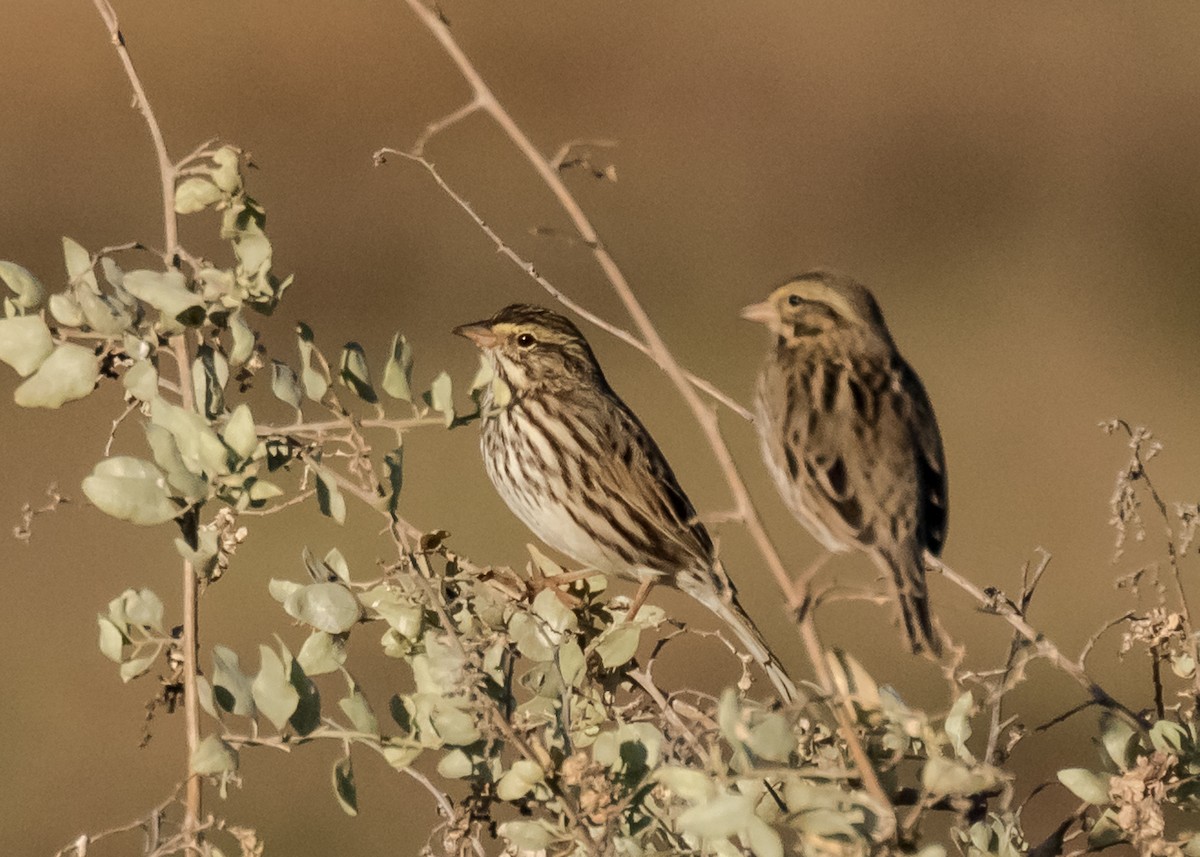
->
[453,304,604,391]
[741,271,893,350]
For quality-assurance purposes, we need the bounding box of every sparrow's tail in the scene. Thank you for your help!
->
[678,564,798,704]
[875,548,941,657]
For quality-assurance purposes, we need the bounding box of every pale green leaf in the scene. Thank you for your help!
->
[82,456,178,525]
[296,323,330,401]
[1057,768,1112,805]
[122,269,205,326]
[0,260,45,309]
[496,759,544,801]
[223,404,258,460]
[212,645,256,717]
[97,615,126,663]
[0,315,54,376]
[228,310,255,367]
[338,342,377,403]
[428,370,454,426]
[124,588,165,632]
[252,644,299,730]
[557,640,585,687]
[360,587,423,639]
[100,257,126,293]
[120,654,156,683]
[233,231,271,277]
[382,740,422,771]
[146,423,209,500]
[297,629,348,676]
[381,333,414,401]
[826,649,881,710]
[123,361,159,401]
[380,628,409,658]
[314,466,346,524]
[247,479,282,502]
[430,704,480,746]
[174,532,221,581]
[324,547,350,583]
[498,821,557,851]
[593,624,639,668]
[191,346,228,419]
[655,766,716,803]
[743,817,783,857]
[332,756,358,816]
[48,292,84,327]
[1150,719,1188,754]
[436,748,473,779]
[175,177,224,214]
[922,756,1003,797]
[339,688,379,735]
[210,146,242,193]
[1087,809,1125,850]
[284,583,362,634]
[531,589,578,637]
[270,360,303,410]
[678,793,755,838]
[150,397,231,478]
[268,578,303,603]
[62,237,96,290]
[14,342,98,408]
[746,712,796,762]
[75,287,133,335]
[945,691,974,760]
[508,611,554,662]
[191,735,237,776]
[287,658,321,736]
[196,676,216,718]
[1101,715,1138,770]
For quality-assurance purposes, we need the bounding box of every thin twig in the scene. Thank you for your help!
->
[1033,700,1098,734]
[1078,611,1136,666]
[1114,419,1200,700]
[52,786,183,857]
[90,0,177,261]
[931,556,1147,730]
[104,401,139,456]
[986,552,1050,765]
[411,97,482,156]
[549,137,620,171]
[256,415,444,437]
[376,148,754,423]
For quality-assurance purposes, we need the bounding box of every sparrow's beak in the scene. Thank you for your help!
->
[452,322,499,349]
[739,301,774,325]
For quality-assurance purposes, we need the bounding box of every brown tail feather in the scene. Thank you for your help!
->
[875,550,940,656]
[676,570,798,704]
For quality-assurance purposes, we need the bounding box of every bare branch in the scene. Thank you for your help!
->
[931,556,1147,730]
[375,148,754,422]
[89,0,201,837]
[89,0,178,262]
[410,97,483,156]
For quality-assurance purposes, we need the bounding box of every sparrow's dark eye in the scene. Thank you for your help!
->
[516,332,536,348]
[787,294,803,307]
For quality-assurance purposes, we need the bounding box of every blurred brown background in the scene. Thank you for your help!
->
[2,1,1200,853]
